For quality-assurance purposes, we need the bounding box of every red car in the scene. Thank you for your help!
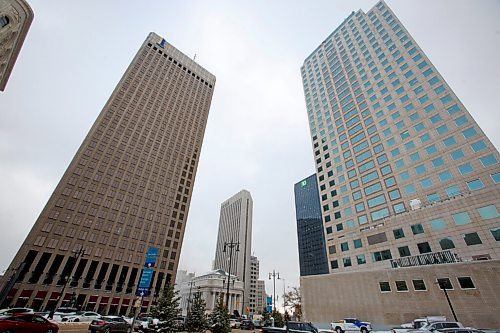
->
[0,313,59,333]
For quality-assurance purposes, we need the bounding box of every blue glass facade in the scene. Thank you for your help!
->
[294,174,329,276]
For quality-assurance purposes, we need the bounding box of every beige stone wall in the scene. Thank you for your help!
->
[301,260,500,329]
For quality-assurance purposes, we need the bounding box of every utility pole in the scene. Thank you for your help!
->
[223,239,240,311]
[268,270,280,312]
[49,248,86,319]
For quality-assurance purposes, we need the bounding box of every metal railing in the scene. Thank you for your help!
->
[390,250,460,268]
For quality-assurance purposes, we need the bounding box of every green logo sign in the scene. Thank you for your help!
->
[300,180,307,187]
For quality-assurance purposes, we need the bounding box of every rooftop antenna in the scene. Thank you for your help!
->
[193,53,197,61]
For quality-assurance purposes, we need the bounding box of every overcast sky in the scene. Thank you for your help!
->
[1,0,499,298]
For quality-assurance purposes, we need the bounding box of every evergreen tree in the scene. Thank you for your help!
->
[272,310,284,328]
[209,294,230,333]
[262,308,271,327]
[186,292,208,333]
[150,284,181,333]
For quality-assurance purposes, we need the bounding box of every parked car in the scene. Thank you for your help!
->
[409,321,464,333]
[134,316,153,330]
[241,319,255,330]
[394,316,448,333]
[0,313,59,333]
[89,316,132,333]
[0,308,34,316]
[437,329,485,333]
[230,319,241,329]
[330,318,372,333]
[61,311,101,322]
[262,321,319,333]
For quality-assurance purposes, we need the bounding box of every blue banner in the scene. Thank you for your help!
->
[145,247,159,267]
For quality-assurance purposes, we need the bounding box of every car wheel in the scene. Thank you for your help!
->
[126,327,132,333]
[104,328,111,333]
[47,330,54,333]
[361,328,368,333]
[74,318,79,322]
[336,327,343,333]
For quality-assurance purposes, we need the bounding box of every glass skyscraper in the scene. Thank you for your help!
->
[299,0,500,327]
[294,174,329,276]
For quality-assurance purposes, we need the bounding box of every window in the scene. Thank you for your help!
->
[412,279,427,291]
[353,239,363,248]
[480,154,498,167]
[490,228,500,241]
[417,242,432,253]
[425,103,436,113]
[463,232,482,246]
[437,278,453,290]
[424,181,437,193]
[491,172,500,184]
[389,189,401,200]
[431,218,447,230]
[379,281,391,292]
[426,145,437,155]
[438,170,453,182]
[458,163,474,175]
[450,149,464,160]
[356,254,366,265]
[405,184,416,194]
[445,185,461,197]
[477,205,500,219]
[462,127,477,138]
[457,277,475,289]
[431,157,444,168]
[0,16,9,28]
[471,140,487,152]
[415,164,427,175]
[341,242,349,251]
[398,246,411,257]
[400,171,410,181]
[427,193,440,203]
[330,260,339,269]
[343,257,352,267]
[439,237,455,250]
[453,212,471,225]
[393,228,405,239]
[467,179,484,191]
[372,249,392,262]
[395,280,408,292]
[411,224,424,235]
[393,202,405,213]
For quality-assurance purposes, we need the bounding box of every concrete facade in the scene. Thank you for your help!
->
[177,270,244,317]
[301,260,500,329]
[213,190,253,313]
[248,255,259,314]
[256,280,266,313]
[0,32,215,315]
[300,0,500,327]
[0,0,33,91]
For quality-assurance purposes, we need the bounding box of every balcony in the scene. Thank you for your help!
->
[390,250,460,268]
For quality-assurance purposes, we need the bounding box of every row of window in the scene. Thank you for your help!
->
[379,276,475,293]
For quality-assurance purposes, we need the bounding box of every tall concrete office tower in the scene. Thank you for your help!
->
[300,0,499,327]
[213,190,253,314]
[0,0,33,91]
[294,174,329,276]
[0,33,215,315]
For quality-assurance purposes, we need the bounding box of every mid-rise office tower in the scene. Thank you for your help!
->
[300,1,499,327]
[0,33,215,314]
[294,175,329,276]
[213,190,253,314]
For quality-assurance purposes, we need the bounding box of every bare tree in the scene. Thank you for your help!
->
[283,287,301,321]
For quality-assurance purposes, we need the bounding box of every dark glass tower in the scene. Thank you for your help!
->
[294,174,329,276]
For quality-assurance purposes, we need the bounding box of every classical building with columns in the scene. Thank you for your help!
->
[176,269,243,316]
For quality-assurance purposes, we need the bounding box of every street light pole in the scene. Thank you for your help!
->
[49,248,86,319]
[268,270,280,312]
[223,239,240,311]
[438,280,458,321]
[282,278,286,314]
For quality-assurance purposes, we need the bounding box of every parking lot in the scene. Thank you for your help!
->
[59,323,262,333]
